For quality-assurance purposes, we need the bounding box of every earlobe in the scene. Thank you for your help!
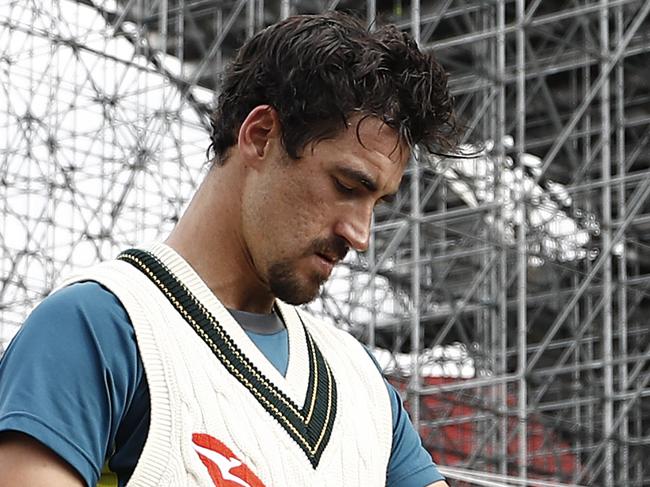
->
[237,105,280,166]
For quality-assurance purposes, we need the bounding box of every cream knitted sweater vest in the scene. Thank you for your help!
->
[63,243,392,487]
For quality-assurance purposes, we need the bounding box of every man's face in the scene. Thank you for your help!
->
[241,116,409,305]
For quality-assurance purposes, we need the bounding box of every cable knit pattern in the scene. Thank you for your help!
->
[60,242,392,486]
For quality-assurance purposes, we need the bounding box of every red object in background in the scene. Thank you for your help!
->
[390,376,578,481]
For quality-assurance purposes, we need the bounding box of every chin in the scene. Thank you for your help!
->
[268,260,328,305]
[269,273,323,305]
[273,281,322,305]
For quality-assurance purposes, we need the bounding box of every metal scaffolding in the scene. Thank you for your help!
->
[1,0,650,485]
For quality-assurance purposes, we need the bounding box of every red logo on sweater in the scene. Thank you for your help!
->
[192,433,266,487]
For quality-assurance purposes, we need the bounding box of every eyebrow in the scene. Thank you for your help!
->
[336,166,397,203]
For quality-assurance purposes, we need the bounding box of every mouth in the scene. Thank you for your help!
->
[316,252,338,265]
[313,253,337,277]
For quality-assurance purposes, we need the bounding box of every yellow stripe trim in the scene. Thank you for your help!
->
[96,462,118,487]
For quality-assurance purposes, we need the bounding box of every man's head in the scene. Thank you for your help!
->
[204,13,458,307]
[238,111,408,305]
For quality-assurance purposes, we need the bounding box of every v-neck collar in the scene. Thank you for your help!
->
[118,243,337,468]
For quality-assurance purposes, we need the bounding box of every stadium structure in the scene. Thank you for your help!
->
[1,0,650,485]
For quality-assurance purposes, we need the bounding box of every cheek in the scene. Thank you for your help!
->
[246,185,308,255]
[275,182,332,246]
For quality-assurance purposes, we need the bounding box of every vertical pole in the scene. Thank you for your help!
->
[600,1,614,486]
[409,0,422,431]
[367,0,376,30]
[496,0,508,476]
[615,5,629,484]
[477,4,488,463]
[247,0,255,38]
[158,0,169,235]
[411,0,420,46]
[572,271,582,474]
[515,0,527,480]
[280,0,290,20]
[159,0,168,64]
[216,8,223,77]
[175,0,185,228]
[256,0,264,30]
[581,3,595,474]
[175,0,184,75]
[409,150,421,428]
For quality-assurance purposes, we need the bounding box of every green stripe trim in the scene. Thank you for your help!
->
[117,248,337,468]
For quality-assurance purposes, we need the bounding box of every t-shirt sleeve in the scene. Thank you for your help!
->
[385,381,445,486]
[361,347,445,486]
[0,281,142,487]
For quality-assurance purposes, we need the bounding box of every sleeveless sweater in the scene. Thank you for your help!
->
[62,243,392,487]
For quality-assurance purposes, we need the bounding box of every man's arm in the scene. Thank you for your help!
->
[428,481,450,487]
[0,432,85,486]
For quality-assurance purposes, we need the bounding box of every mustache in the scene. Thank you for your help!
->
[308,236,349,262]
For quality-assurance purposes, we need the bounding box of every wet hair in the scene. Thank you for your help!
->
[208,12,460,164]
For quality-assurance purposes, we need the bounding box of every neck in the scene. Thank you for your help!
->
[165,164,275,313]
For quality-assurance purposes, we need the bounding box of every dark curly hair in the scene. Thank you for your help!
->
[209,12,460,163]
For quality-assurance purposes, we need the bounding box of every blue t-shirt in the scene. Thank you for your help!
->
[0,282,443,487]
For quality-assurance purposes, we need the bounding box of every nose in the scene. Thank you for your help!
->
[334,204,372,253]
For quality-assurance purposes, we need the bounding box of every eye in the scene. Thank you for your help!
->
[334,178,355,194]
[379,194,396,206]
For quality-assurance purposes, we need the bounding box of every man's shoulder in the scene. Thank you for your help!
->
[47,279,122,305]
[37,280,131,327]
[12,281,137,364]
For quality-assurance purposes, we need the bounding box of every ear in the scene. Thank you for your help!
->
[237,105,282,168]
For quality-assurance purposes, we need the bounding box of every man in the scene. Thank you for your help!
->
[0,12,458,487]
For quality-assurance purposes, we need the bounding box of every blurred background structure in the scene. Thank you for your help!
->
[2,0,650,485]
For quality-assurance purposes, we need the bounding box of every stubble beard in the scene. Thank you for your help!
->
[267,259,324,305]
[266,236,348,305]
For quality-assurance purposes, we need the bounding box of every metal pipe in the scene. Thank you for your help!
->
[366,0,376,30]
[159,0,168,64]
[615,3,630,483]
[409,150,422,429]
[515,0,527,480]
[368,216,376,349]
[599,2,614,484]
[531,352,650,378]
[490,0,507,476]
[247,0,254,38]
[256,0,263,30]
[408,0,422,436]
[280,0,290,20]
